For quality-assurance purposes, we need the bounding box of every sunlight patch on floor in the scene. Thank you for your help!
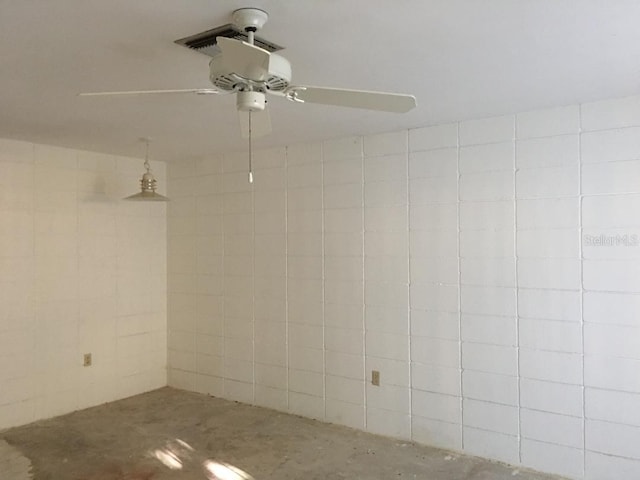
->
[0,439,33,480]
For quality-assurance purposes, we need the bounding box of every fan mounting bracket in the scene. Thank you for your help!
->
[232,8,268,33]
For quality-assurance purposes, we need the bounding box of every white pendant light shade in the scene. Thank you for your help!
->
[124,138,169,201]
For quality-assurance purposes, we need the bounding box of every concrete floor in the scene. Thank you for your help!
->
[0,387,565,480]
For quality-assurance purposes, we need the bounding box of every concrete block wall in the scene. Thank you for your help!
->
[0,139,167,431]
[166,93,640,480]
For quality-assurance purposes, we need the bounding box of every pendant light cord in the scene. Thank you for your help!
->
[144,138,151,173]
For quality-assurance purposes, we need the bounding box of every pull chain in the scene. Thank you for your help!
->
[248,110,254,184]
[247,30,255,183]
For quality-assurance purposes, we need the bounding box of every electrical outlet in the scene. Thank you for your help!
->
[83,353,92,367]
[371,370,380,386]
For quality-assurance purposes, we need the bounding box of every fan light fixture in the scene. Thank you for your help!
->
[124,138,169,202]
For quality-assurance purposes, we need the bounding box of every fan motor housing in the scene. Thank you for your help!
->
[209,52,292,93]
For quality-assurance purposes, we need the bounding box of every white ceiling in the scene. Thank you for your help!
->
[1,0,639,162]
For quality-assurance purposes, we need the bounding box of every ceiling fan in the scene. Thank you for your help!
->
[81,8,416,181]
[82,8,416,131]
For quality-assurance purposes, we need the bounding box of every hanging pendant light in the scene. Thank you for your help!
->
[124,138,169,201]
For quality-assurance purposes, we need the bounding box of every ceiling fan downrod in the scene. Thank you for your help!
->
[246,28,256,46]
[232,8,269,40]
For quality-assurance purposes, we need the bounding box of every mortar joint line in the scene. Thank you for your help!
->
[221,155,227,398]
[284,146,290,411]
[320,142,327,421]
[578,103,587,478]
[405,130,412,440]
[456,121,464,450]
[513,118,522,464]
[251,163,256,404]
[361,137,368,430]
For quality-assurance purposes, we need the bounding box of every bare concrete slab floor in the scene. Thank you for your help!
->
[0,388,566,480]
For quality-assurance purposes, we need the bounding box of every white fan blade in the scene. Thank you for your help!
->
[79,88,220,97]
[238,109,272,139]
[286,86,416,113]
[217,37,271,81]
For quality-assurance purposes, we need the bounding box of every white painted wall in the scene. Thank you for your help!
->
[169,93,639,480]
[0,90,636,480]
[0,140,167,430]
